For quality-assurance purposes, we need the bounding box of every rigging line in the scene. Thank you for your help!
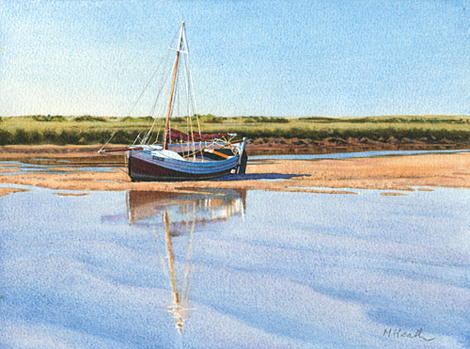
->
[178,47,196,155]
[178,26,197,150]
[98,152,128,176]
[147,129,157,145]
[168,24,182,52]
[179,54,190,145]
[181,31,192,120]
[166,51,183,146]
[143,114,161,145]
[152,127,161,145]
[175,71,181,146]
[183,29,201,137]
[135,27,180,144]
[133,131,142,146]
[168,66,182,146]
[99,131,116,152]
[181,207,195,301]
[181,202,197,301]
[182,51,194,147]
[130,24,179,117]
[150,224,168,294]
[136,62,171,145]
[150,104,166,142]
[151,51,175,115]
[143,51,175,144]
[181,59,192,158]
[127,47,172,117]
[146,82,168,142]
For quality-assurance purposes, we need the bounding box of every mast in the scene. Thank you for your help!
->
[163,21,185,150]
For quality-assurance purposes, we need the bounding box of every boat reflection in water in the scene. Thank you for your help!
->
[126,188,246,332]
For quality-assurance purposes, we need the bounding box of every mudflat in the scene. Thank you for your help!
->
[1,145,469,194]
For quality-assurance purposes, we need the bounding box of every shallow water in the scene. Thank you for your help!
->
[0,183,469,348]
[0,160,116,176]
[250,148,470,161]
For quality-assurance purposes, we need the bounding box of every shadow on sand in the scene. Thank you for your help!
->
[215,173,308,181]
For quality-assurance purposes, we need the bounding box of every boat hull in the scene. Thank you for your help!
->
[128,151,240,182]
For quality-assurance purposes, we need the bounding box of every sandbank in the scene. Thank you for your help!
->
[0,187,29,196]
[1,148,469,194]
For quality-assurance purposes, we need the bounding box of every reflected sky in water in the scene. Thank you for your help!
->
[0,185,469,348]
[250,148,470,161]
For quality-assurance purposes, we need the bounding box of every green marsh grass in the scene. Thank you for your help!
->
[0,114,469,146]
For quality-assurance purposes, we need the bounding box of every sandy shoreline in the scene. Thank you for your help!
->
[1,145,469,194]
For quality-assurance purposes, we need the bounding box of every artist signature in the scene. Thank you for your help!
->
[383,328,436,342]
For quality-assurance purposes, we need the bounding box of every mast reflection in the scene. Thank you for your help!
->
[125,188,246,332]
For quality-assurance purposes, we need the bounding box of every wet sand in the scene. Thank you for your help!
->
[1,146,469,194]
[1,141,468,159]
[0,187,29,196]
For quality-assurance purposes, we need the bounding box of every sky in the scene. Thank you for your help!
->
[0,0,469,117]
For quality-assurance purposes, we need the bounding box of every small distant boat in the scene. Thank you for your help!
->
[100,22,247,181]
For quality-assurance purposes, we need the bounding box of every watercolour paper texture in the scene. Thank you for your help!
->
[1,1,469,348]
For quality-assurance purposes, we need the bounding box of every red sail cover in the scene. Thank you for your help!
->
[168,128,230,142]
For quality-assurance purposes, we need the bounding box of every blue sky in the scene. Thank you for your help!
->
[1,0,469,117]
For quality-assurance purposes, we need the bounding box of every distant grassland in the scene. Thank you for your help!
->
[0,114,469,146]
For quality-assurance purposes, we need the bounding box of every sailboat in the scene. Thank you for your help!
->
[99,22,247,182]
